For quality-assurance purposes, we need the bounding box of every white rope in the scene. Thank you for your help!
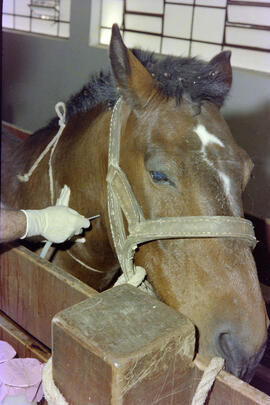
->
[17,102,66,206]
[43,358,69,405]
[66,250,105,273]
[48,103,66,204]
[114,265,146,287]
[42,356,224,404]
[191,357,225,405]
[40,184,71,259]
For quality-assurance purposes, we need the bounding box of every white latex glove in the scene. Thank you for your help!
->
[20,206,90,243]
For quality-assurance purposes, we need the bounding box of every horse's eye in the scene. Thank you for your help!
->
[149,171,175,186]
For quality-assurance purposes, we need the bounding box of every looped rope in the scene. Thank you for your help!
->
[55,102,66,128]
[191,357,225,405]
[17,101,66,204]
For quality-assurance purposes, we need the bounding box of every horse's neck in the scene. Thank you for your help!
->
[53,108,119,274]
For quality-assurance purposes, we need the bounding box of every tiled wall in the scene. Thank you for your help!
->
[99,0,270,73]
[2,0,71,38]
[3,0,270,72]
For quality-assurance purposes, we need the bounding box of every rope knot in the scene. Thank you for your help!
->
[55,102,66,128]
[17,173,30,182]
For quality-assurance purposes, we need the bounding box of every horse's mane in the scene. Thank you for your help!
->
[48,49,230,129]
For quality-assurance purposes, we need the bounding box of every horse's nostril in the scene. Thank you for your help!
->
[218,332,233,360]
[216,331,244,378]
[216,331,266,381]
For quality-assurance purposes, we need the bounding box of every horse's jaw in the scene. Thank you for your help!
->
[134,238,268,381]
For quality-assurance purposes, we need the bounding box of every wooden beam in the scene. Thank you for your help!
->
[0,245,97,347]
[0,310,50,362]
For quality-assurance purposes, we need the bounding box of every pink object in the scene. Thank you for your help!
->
[0,358,44,403]
[0,342,16,364]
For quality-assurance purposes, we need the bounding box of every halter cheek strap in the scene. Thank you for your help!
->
[106,98,257,289]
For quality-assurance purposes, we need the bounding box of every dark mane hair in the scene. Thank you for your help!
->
[49,49,231,128]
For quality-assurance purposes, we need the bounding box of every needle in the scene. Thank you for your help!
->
[87,214,100,221]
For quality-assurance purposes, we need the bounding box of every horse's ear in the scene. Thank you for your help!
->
[208,51,232,89]
[109,24,154,107]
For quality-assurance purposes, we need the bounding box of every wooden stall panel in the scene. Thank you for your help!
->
[193,357,270,405]
[52,285,196,405]
[0,245,97,347]
[0,311,50,363]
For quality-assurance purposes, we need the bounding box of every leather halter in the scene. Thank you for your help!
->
[106,98,256,284]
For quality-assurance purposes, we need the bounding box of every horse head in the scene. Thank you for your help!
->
[108,24,268,381]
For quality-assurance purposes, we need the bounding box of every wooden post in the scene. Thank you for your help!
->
[52,284,195,405]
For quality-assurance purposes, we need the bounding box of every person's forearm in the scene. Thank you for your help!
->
[0,209,27,243]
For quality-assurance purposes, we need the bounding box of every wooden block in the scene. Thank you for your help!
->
[52,284,195,405]
[193,356,270,405]
[0,245,97,347]
[0,310,50,362]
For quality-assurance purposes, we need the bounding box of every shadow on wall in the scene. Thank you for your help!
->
[2,34,35,125]
[226,102,270,219]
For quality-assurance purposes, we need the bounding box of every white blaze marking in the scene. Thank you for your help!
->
[218,171,231,198]
[194,124,224,152]
[194,124,237,214]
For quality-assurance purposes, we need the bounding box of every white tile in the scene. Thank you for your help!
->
[190,42,221,59]
[100,27,112,45]
[2,14,14,29]
[164,4,193,39]
[59,22,70,38]
[125,14,162,34]
[89,0,102,45]
[15,16,30,31]
[126,0,163,14]
[124,31,161,52]
[59,0,71,21]
[224,46,270,73]
[195,0,226,7]
[15,0,30,16]
[228,5,270,27]
[226,27,270,49]
[31,18,58,36]
[31,7,57,19]
[101,0,124,28]
[3,0,14,14]
[234,0,270,3]
[192,7,225,43]
[162,37,190,56]
[167,0,194,4]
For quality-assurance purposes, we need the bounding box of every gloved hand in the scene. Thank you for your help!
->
[20,206,90,243]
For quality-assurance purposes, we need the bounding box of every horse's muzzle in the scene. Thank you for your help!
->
[216,331,267,382]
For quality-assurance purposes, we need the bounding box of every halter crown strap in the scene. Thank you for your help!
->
[107,98,257,283]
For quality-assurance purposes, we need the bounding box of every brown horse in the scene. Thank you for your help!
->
[1,24,268,381]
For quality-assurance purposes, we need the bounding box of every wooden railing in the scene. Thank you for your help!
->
[0,245,269,404]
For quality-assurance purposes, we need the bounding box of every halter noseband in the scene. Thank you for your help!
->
[106,98,256,285]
